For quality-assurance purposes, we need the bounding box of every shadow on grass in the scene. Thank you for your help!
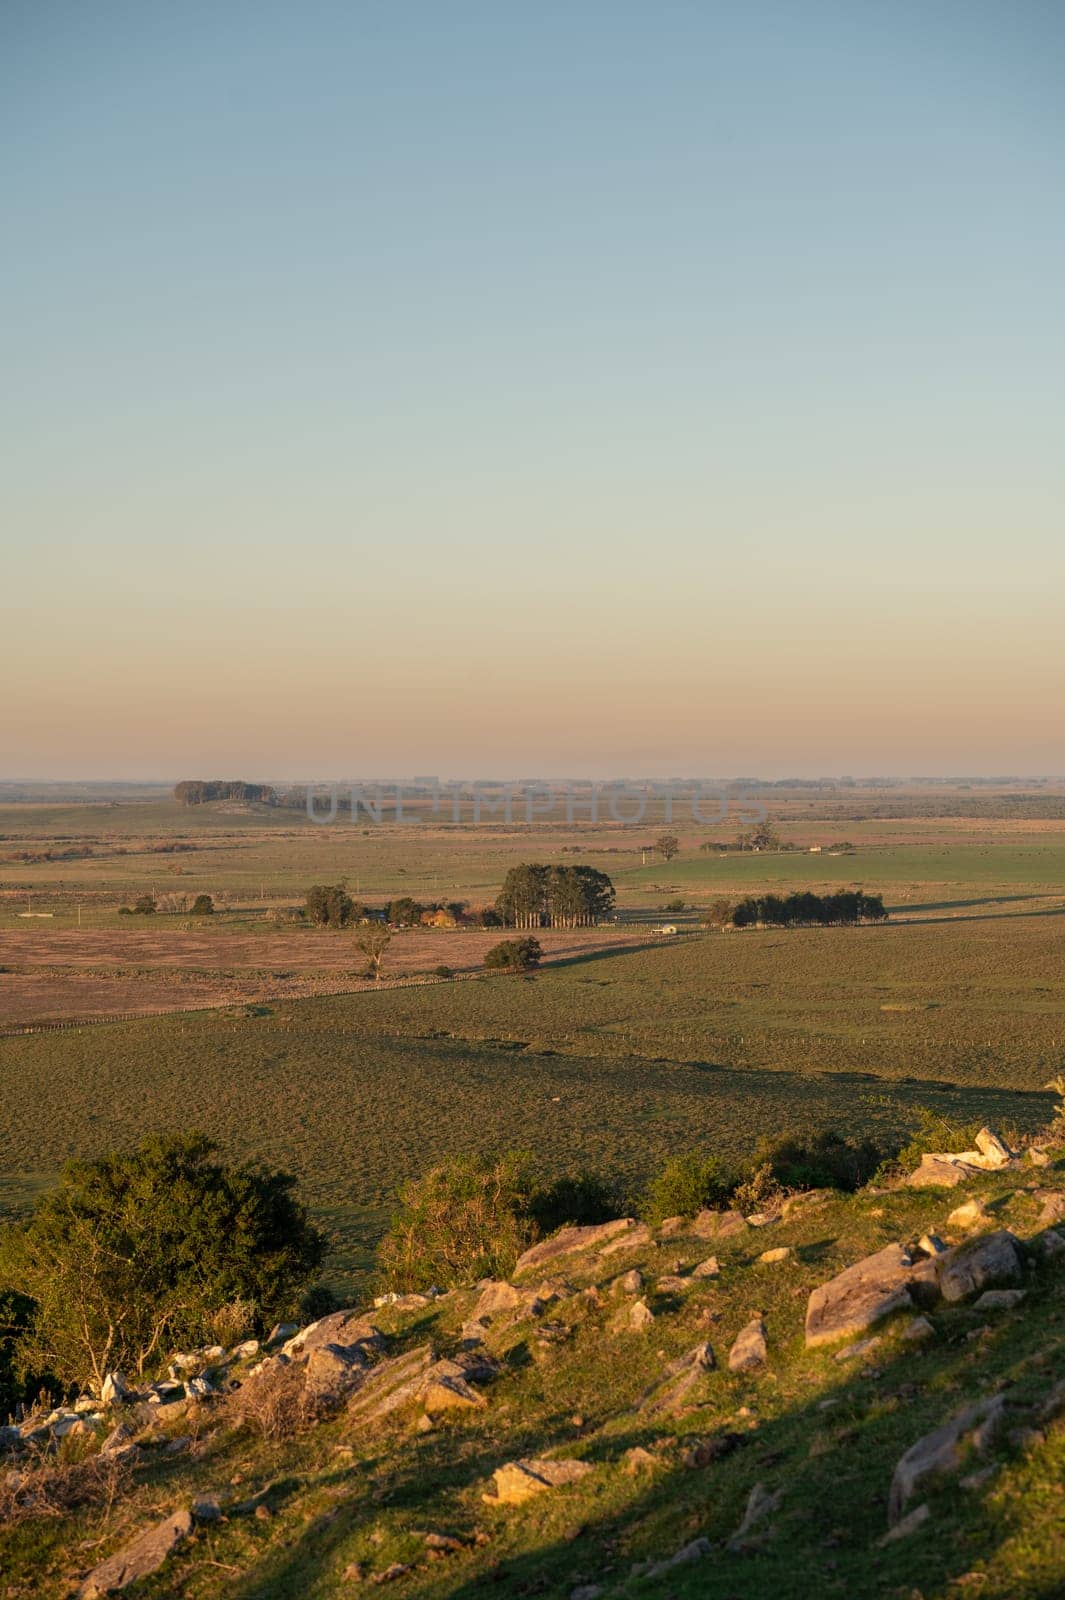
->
[219,1256,1065,1600]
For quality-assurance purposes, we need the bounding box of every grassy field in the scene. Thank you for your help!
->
[1,923,1059,1286]
[2,788,1064,1290]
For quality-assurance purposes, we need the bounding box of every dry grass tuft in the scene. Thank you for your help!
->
[226,1359,320,1441]
[0,1440,130,1527]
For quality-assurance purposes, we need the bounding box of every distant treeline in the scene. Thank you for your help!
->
[705,890,887,928]
[174,781,277,807]
[496,864,615,928]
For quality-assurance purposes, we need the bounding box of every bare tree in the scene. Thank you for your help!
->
[356,923,391,981]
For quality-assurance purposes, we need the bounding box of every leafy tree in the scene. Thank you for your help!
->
[1,1134,324,1395]
[386,897,422,926]
[736,822,781,851]
[356,923,391,980]
[484,937,542,971]
[656,833,680,861]
[640,1150,734,1226]
[305,884,355,927]
[132,894,157,915]
[190,894,214,916]
[701,897,734,928]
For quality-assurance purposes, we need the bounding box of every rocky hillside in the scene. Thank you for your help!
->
[3,1136,1064,1600]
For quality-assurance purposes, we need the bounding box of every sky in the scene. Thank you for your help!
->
[2,0,1063,779]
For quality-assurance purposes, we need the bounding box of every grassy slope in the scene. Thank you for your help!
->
[4,1164,1064,1600]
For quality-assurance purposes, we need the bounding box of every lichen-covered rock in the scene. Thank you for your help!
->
[889,1395,1006,1523]
[805,1243,935,1347]
[937,1231,1022,1303]
[972,1289,1026,1312]
[483,1457,592,1505]
[513,1219,637,1276]
[728,1316,767,1371]
[78,1508,193,1596]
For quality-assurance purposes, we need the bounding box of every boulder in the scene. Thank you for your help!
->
[614,1268,644,1295]
[346,1345,434,1427]
[972,1289,1026,1312]
[1036,1191,1065,1228]
[948,1198,991,1230]
[78,1508,194,1596]
[728,1481,780,1548]
[690,1209,746,1240]
[692,1255,720,1279]
[265,1321,299,1347]
[599,1223,653,1257]
[627,1298,655,1332]
[904,1127,1015,1188]
[514,1219,636,1276]
[638,1343,715,1415]
[804,1243,936,1348]
[654,1275,691,1294]
[101,1372,133,1406]
[471,1280,525,1322]
[281,1311,379,1362]
[834,1337,881,1363]
[905,1155,986,1188]
[304,1343,370,1404]
[728,1316,767,1372]
[757,1247,790,1265]
[645,1536,712,1576]
[484,1457,592,1505]
[879,1503,930,1544]
[889,1395,1006,1523]
[937,1231,1023,1303]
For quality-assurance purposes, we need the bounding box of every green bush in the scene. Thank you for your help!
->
[190,894,214,915]
[0,1133,324,1394]
[377,1152,536,1291]
[484,937,542,972]
[526,1171,627,1235]
[640,1150,734,1226]
[749,1129,885,1193]
[879,1108,988,1181]
[432,965,454,979]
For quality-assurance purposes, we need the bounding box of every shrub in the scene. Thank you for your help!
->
[190,894,214,915]
[432,965,454,979]
[0,1437,130,1526]
[377,1152,536,1291]
[299,1283,341,1322]
[132,894,157,915]
[664,897,686,913]
[229,1360,319,1441]
[526,1171,627,1235]
[732,1161,786,1215]
[484,937,542,972]
[748,1129,885,1193]
[878,1108,987,1181]
[1043,1076,1065,1144]
[640,1151,734,1226]
[1,1133,324,1394]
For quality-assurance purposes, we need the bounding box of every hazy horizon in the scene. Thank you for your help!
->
[4,3,1063,778]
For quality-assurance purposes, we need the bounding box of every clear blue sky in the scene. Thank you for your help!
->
[3,2,1063,777]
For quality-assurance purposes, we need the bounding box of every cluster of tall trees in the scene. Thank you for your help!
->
[174,780,277,807]
[704,890,887,928]
[495,864,615,928]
